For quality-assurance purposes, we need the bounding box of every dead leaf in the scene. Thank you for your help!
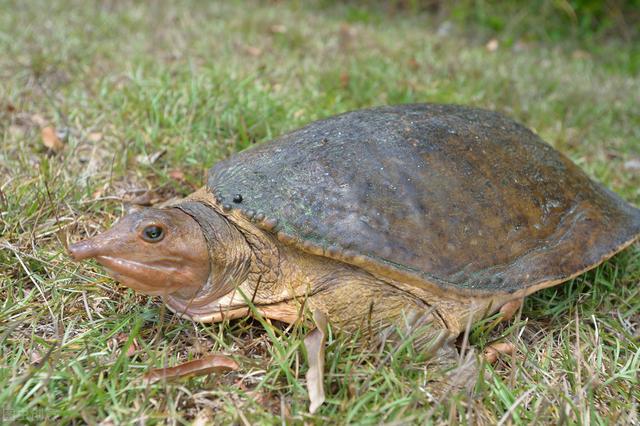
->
[270,24,287,34]
[192,408,214,426]
[247,390,280,411]
[92,185,106,199]
[143,354,239,384]
[437,21,453,37]
[340,71,349,88]
[136,149,166,166]
[113,333,141,357]
[234,377,249,392]
[31,113,47,127]
[280,394,291,419]
[128,190,163,206]
[339,23,356,40]
[169,169,185,181]
[304,309,328,414]
[125,339,140,357]
[485,39,499,52]
[41,126,64,152]
[88,132,103,142]
[623,159,640,171]
[189,338,212,356]
[9,125,25,138]
[513,40,531,52]
[484,342,515,364]
[572,49,591,60]
[97,419,116,426]
[30,348,43,365]
[244,45,262,57]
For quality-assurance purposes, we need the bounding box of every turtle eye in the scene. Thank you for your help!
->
[142,225,164,242]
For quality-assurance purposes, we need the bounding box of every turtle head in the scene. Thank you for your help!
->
[69,208,210,298]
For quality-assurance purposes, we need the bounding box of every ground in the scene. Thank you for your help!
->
[1,1,639,424]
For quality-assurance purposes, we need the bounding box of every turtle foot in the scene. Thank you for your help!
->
[424,340,478,399]
[484,342,515,364]
[499,299,523,322]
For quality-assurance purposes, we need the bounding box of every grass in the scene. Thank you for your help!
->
[1,0,639,424]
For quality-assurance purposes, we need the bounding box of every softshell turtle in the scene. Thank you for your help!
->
[69,103,640,369]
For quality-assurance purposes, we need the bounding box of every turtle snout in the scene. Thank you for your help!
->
[68,239,103,261]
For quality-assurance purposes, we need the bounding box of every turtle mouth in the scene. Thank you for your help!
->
[105,268,168,296]
[96,255,181,296]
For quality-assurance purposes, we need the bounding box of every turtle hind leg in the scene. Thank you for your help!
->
[427,340,479,399]
[352,303,480,397]
[376,316,479,401]
[304,269,480,394]
[400,313,479,396]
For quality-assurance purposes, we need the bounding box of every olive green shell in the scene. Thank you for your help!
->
[208,104,640,295]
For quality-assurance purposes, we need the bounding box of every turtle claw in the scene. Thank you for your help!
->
[484,342,515,364]
[499,299,523,322]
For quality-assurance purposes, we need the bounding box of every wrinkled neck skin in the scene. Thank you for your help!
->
[165,190,288,322]
[165,190,499,332]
